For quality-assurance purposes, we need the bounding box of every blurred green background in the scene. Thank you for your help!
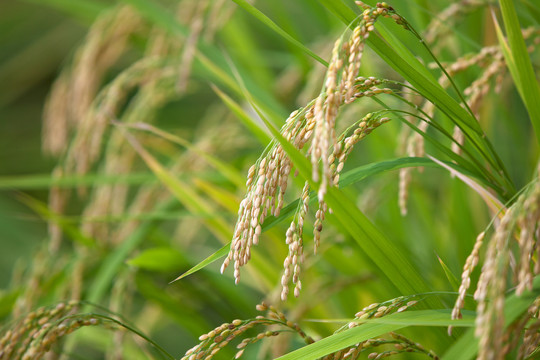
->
[0,0,91,288]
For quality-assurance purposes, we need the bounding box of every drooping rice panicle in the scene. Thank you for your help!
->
[220,15,397,294]
[452,162,540,359]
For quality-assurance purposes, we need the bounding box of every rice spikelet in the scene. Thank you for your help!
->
[451,163,540,359]
[222,1,403,298]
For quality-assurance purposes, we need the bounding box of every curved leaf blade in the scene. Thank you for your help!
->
[277,310,474,360]
[170,244,230,283]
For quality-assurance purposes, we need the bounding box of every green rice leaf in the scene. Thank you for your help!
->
[368,33,494,159]
[340,157,448,187]
[276,309,474,360]
[51,211,209,224]
[170,244,230,283]
[496,0,540,145]
[437,255,460,292]
[373,20,437,83]
[193,179,240,213]
[492,10,522,98]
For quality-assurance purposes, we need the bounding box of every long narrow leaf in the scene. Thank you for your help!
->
[276,310,474,360]
[170,244,230,283]
[498,0,540,145]
[437,256,461,292]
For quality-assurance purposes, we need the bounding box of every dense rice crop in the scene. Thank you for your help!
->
[0,0,539,359]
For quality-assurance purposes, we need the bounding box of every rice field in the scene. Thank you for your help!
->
[0,0,539,359]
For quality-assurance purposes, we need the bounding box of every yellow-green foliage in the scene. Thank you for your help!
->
[0,1,539,359]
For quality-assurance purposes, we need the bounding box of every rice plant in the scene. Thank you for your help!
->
[0,0,539,359]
